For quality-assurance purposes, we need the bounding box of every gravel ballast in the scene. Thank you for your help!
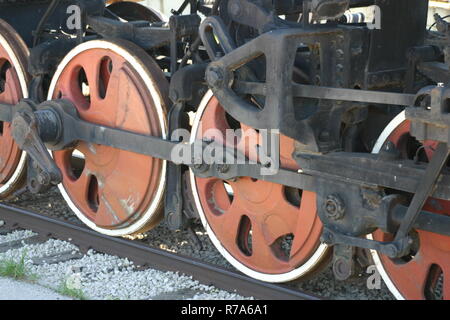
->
[0,230,250,300]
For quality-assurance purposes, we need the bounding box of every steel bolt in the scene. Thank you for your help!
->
[193,163,209,173]
[218,164,230,174]
[321,231,334,245]
[37,171,51,186]
[324,194,345,221]
[333,258,352,281]
[207,67,224,87]
[385,244,399,258]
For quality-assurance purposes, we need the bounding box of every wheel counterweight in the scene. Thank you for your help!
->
[48,39,169,236]
[0,19,28,198]
[107,1,165,22]
[371,111,450,300]
[189,91,330,283]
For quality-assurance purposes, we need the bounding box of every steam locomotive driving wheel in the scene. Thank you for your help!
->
[47,39,169,236]
[189,92,330,283]
[0,20,29,198]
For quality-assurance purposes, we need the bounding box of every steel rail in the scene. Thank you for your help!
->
[0,204,321,300]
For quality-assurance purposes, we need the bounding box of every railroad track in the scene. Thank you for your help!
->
[0,203,320,300]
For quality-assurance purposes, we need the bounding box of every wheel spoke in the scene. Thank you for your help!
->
[290,191,319,257]
[216,200,245,246]
[1,68,14,102]
[250,219,289,269]
[81,56,102,104]
[406,261,432,300]
[106,67,139,118]
[256,205,295,247]
[62,165,92,210]
[99,59,123,108]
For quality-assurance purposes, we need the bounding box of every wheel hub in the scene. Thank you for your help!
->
[82,143,119,169]
[238,179,273,205]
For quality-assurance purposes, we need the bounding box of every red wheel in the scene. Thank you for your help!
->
[47,40,169,236]
[189,91,329,282]
[370,111,450,300]
[0,20,28,198]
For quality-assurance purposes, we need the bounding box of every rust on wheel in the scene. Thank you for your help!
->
[371,111,450,300]
[47,40,169,236]
[190,91,329,283]
[0,20,28,198]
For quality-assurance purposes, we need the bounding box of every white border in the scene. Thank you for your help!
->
[0,32,28,196]
[368,111,406,300]
[47,40,167,236]
[189,91,329,283]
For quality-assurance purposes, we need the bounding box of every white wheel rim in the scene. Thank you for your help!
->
[368,111,406,300]
[189,90,329,283]
[47,40,167,236]
[0,31,28,196]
